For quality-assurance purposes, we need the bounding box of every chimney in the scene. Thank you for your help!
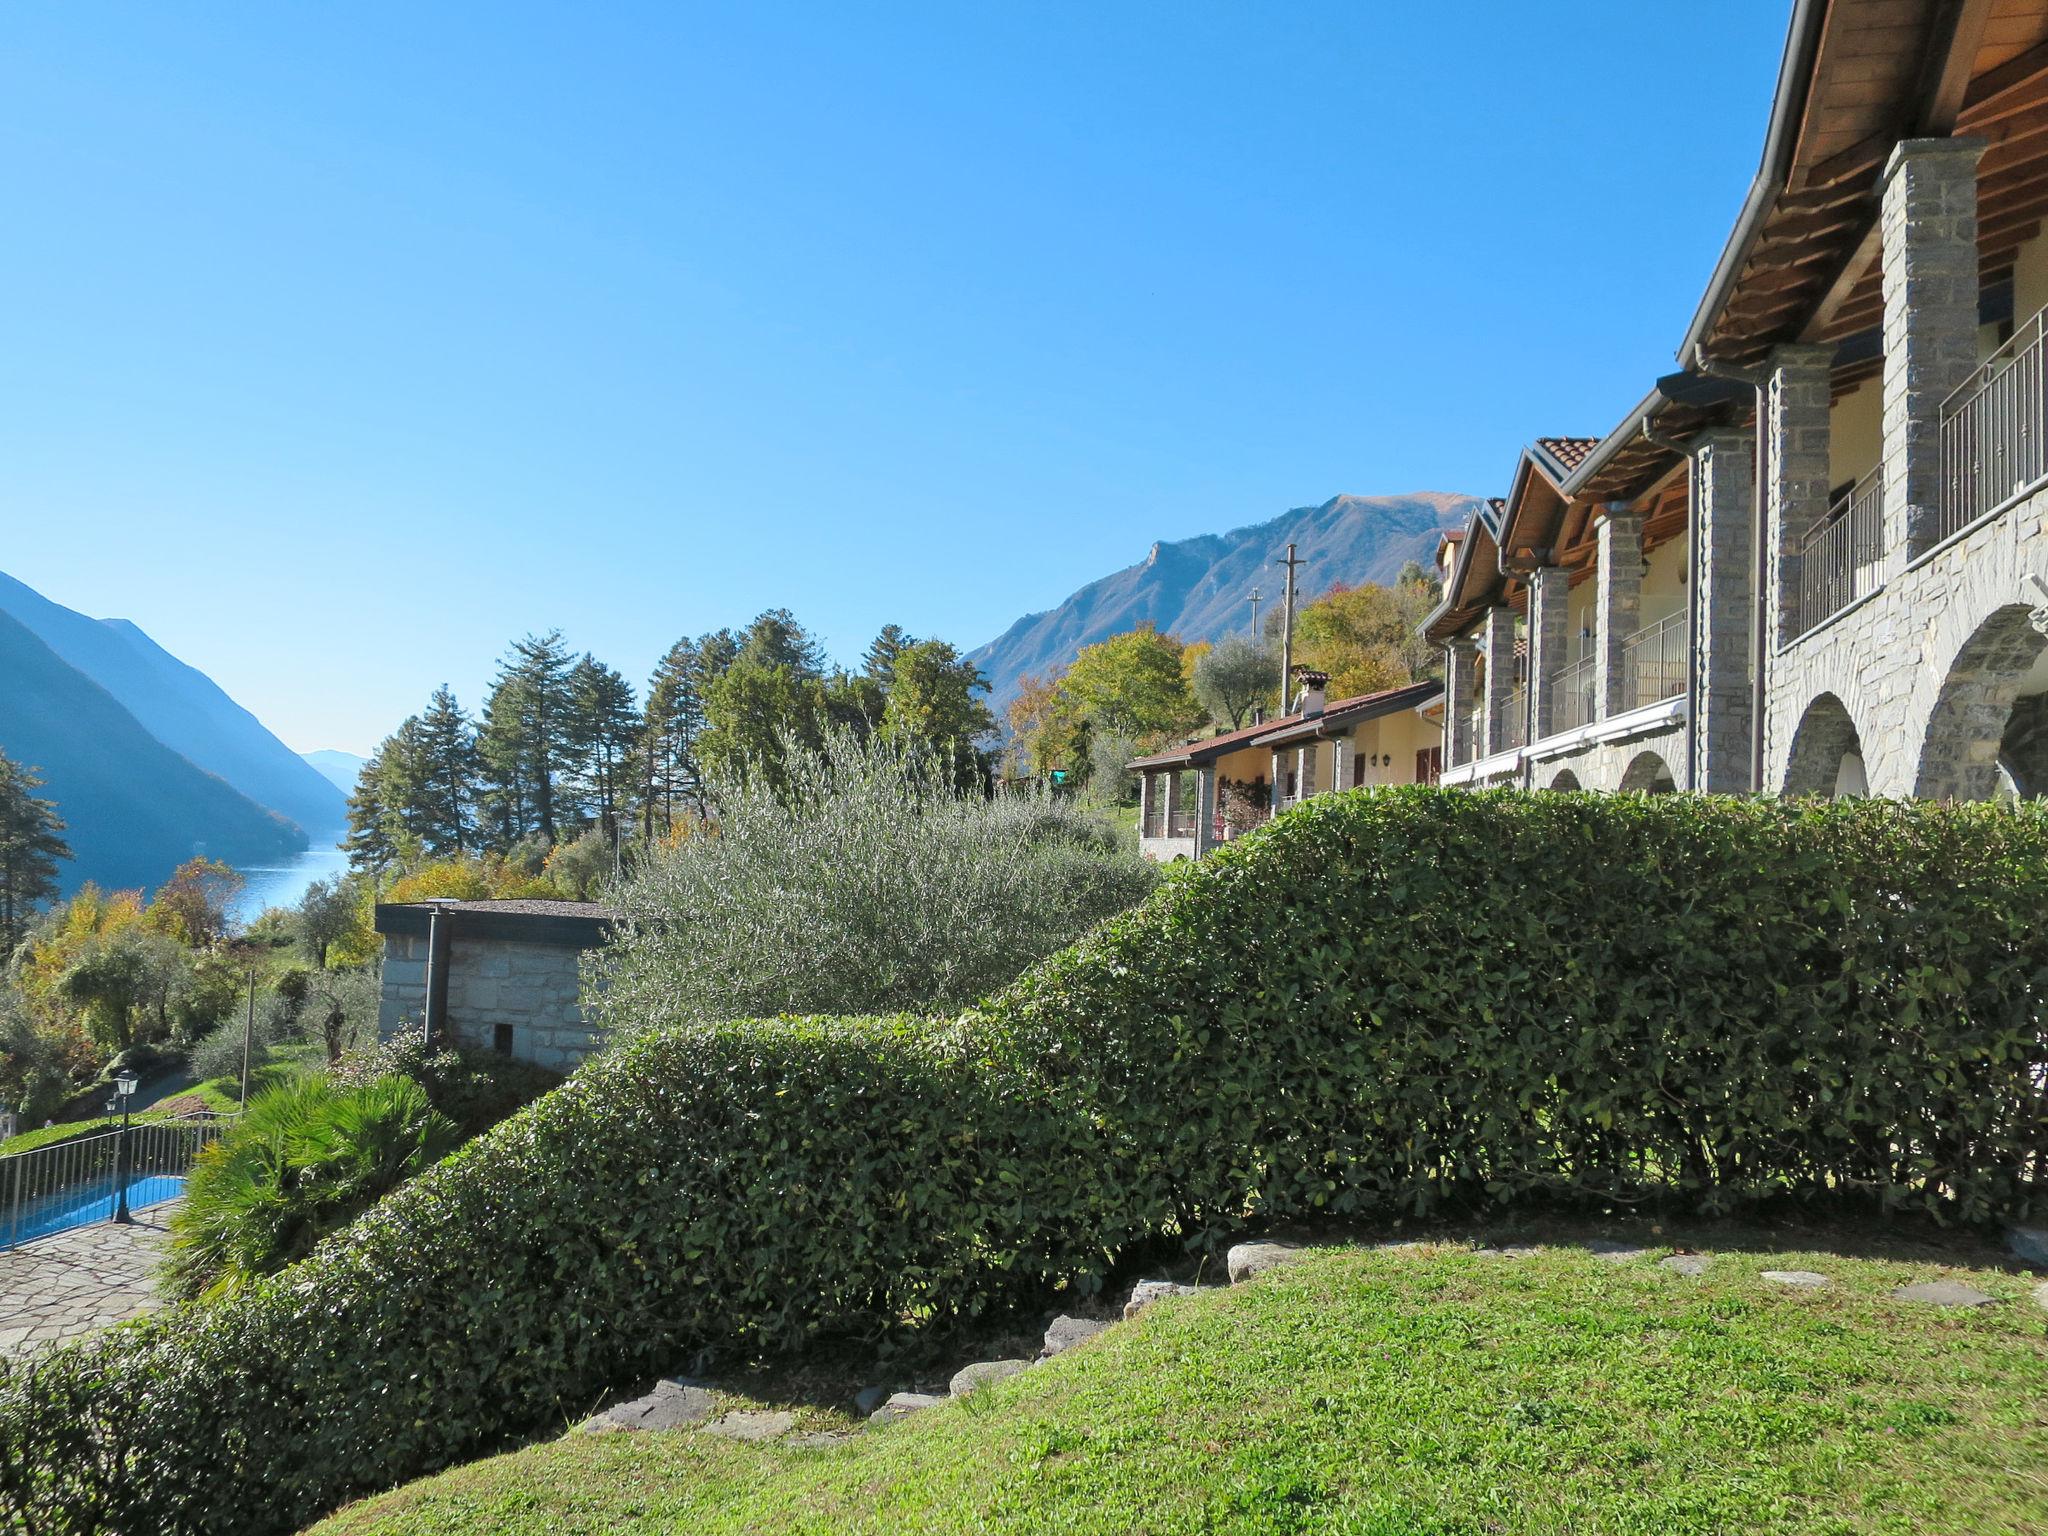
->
[1291,667,1329,719]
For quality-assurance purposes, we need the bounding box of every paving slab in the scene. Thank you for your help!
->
[1660,1254,1711,1277]
[706,1410,796,1442]
[1892,1280,1999,1308]
[0,1206,175,1360]
[1762,1270,1831,1288]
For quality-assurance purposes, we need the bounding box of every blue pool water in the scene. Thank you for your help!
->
[1,1172,186,1250]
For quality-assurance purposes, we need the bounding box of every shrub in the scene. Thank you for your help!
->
[161,1076,461,1301]
[600,726,1158,1028]
[330,1034,561,1137]
[6,790,2048,1535]
[186,1017,265,1088]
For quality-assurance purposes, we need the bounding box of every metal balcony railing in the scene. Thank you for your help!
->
[1498,686,1527,751]
[1622,613,1686,710]
[1941,304,2048,542]
[1796,467,1883,637]
[1549,655,1597,735]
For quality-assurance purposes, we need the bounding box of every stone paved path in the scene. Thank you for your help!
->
[0,1203,176,1359]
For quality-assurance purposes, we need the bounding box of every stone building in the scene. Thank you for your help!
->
[375,900,617,1072]
[1426,1,2048,803]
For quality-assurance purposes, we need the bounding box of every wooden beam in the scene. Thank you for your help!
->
[1801,219,1885,339]
[1927,0,2001,132]
[1960,38,2048,125]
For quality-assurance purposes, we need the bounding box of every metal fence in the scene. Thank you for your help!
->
[1941,304,2048,543]
[1797,467,1884,637]
[1549,655,1597,736]
[1,1114,232,1251]
[1498,686,1528,751]
[1622,613,1687,710]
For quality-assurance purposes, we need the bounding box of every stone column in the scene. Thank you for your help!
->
[1443,639,1478,765]
[1694,428,1756,792]
[1593,505,1644,719]
[1137,770,1154,839]
[1331,735,1349,793]
[1526,566,1569,740]
[1194,764,1217,857]
[1480,605,1517,756]
[1880,136,1984,559]
[1766,344,1834,647]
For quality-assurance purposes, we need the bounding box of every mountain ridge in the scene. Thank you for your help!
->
[968,491,1479,714]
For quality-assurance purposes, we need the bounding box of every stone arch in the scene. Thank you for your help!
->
[1548,768,1582,791]
[1617,751,1677,794]
[1782,693,1866,797]
[1912,602,2048,801]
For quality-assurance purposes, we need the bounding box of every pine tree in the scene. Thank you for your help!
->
[413,685,478,854]
[479,631,577,847]
[736,609,826,678]
[0,751,70,952]
[566,655,638,832]
[861,624,918,683]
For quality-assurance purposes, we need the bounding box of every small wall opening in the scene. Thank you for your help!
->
[1783,692,1866,798]
[1914,603,2048,801]
[1548,769,1582,791]
[1617,751,1677,795]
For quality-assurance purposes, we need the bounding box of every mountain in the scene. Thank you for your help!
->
[302,750,367,794]
[0,610,307,893]
[968,491,1481,713]
[0,571,346,836]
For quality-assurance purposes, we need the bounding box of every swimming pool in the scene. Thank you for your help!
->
[1,1171,188,1250]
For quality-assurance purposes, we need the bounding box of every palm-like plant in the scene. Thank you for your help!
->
[163,1075,460,1300]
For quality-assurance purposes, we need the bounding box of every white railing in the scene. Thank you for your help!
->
[1549,655,1597,736]
[1622,614,1686,711]
[1796,467,1883,636]
[1941,305,2048,541]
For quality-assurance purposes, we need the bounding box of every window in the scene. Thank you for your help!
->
[1416,746,1443,785]
[493,1023,514,1056]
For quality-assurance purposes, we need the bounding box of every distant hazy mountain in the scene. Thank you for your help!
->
[302,749,367,794]
[0,610,307,893]
[968,492,1480,713]
[0,571,345,835]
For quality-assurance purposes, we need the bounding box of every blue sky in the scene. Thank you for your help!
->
[2,3,1788,755]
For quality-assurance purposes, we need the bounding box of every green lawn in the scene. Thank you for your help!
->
[309,1235,2048,1536]
[1,1042,330,1156]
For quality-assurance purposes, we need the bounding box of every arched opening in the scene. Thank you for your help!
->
[1617,751,1677,794]
[1913,603,2048,801]
[1783,693,1866,797]
[1548,769,1582,791]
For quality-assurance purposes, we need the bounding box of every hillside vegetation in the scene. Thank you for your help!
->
[312,1240,2048,1536]
[5,790,2045,1536]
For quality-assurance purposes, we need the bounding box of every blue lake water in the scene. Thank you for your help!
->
[230,832,351,923]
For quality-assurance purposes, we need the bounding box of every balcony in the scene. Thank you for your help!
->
[1498,685,1527,751]
[1549,655,1596,735]
[1621,613,1685,711]
[1941,305,2048,543]
[1796,467,1882,637]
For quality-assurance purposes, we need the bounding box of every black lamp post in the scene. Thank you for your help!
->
[110,1070,139,1224]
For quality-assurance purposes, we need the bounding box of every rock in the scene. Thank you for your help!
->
[706,1410,796,1442]
[1471,1244,1542,1259]
[869,1391,945,1425]
[2034,1281,2048,1313]
[2006,1224,2048,1267]
[852,1385,893,1416]
[1584,1240,1648,1263]
[603,1378,717,1431]
[1123,1280,1201,1320]
[1660,1254,1711,1277]
[789,1431,854,1448]
[1762,1270,1831,1288]
[1040,1315,1112,1358]
[1226,1242,1304,1284]
[949,1359,1031,1397]
[578,1414,625,1434]
[1892,1280,2000,1308]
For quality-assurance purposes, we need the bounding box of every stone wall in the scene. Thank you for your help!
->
[377,931,607,1073]
[1766,481,2048,799]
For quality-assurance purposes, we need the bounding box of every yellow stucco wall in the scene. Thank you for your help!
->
[1640,531,1687,630]
[1830,379,1881,490]
[2014,227,2048,332]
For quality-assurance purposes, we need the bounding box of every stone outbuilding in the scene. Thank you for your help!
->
[374,899,617,1073]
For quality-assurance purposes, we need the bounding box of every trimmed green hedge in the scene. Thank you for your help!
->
[5,790,2046,1535]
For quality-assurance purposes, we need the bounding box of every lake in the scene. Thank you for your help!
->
[230,832,351,923]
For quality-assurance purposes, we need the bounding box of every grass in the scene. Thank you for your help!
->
[0,1042,330,1156]
[308,1232,2048,1536]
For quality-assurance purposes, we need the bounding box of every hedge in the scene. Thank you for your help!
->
[5,789,2046,1535]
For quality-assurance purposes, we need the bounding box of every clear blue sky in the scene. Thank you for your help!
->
[1,2,1789,755]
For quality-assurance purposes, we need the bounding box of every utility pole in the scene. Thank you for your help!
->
[1247,587,1263,638]
[239,969,257,1112]
[1274,543,1307,711]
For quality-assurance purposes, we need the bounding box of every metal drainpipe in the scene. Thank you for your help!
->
[1640,417,1701,791]
[1695,346,1771,793]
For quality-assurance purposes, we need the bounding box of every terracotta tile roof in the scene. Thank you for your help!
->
[1249,679,1445,748]
[1126,713,1302,771]
[1535,437,1600,473]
